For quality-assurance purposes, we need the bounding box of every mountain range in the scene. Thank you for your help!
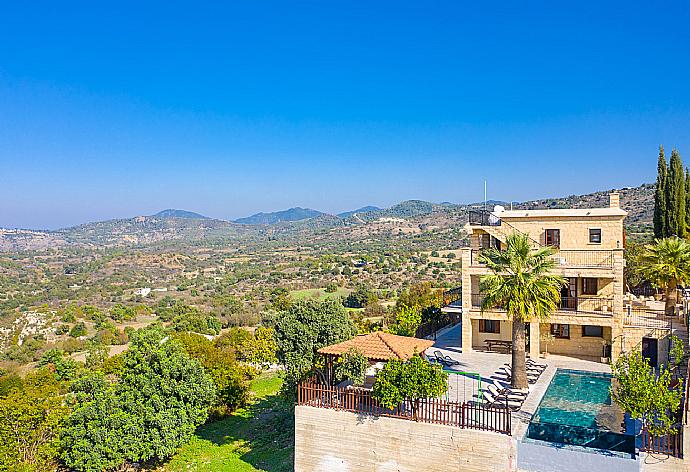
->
[0,183,654,251]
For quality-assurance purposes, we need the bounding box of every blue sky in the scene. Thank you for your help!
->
[1,1,689,229]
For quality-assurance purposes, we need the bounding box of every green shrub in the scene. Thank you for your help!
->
[69,322,87,338]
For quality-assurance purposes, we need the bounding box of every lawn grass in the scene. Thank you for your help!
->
[289,287,350,301]
[164,372,293,472]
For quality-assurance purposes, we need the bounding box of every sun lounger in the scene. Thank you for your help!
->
[482,390,522,410]
[497,366,539,384]
[504,362,542,374]
[492,379,529,397]
[526,359,547,369]
[487,384,526,402]
[434,350,460,367]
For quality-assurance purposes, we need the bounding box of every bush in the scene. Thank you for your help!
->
[69,322,87,338]
[60,328,216,470]
[324,282,338,293]
[0,370,68,471]
[174,332,252,414]
[373,355,447,420]
[109,304,136,322]
[38,349,79,381]
[343,283,377,308]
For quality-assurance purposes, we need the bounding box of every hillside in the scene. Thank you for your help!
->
[53,216,249,248]
[337,206,381,218]
[234,207,324,225]
[152,209,209,219]
[0,183,655,251]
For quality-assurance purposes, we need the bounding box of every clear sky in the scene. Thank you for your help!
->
[1,1,689,229]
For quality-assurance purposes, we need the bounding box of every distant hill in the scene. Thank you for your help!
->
[0,183,656,251]
[337,206,381,218]
[152,209,209,219]
[235,207,324,225]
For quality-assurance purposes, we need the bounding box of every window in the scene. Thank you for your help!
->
[582,325,603,337]
[551,324,570,339]
[589,228,602,244]
[545,229,561,248]
[582,278,598,295]
[479,319,500,334]
[478,233,491,249]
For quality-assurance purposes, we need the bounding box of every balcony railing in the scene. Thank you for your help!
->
[551,250,615,268]
[470,249,615,269]
[468,209,501,226]
[472,293,614,316]
[559,297,615,314]
[623,307,674,329]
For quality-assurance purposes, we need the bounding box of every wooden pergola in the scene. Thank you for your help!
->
[318,332,434,386]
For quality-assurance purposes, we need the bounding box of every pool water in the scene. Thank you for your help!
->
[526,369,635,454]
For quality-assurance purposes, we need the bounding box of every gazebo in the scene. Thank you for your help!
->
[318,332,434,388]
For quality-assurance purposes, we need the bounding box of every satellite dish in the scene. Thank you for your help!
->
[493,205,505,213]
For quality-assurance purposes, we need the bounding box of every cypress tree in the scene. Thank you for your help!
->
[686,167,690,234]
[654,145,667,238]
[666,148,686,237]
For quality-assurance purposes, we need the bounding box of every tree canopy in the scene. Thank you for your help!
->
[611,350,682,437]
[60,327,216,471]
[273,298,357,392]
[637,237,690,313]
[372,355,447,420]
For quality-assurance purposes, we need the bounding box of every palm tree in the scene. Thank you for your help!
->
[638,237,690,315]
[479,233,566,388]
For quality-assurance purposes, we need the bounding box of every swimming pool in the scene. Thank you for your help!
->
[526,369,635,454]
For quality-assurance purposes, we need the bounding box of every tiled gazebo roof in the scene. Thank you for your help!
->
[318,332,433,361]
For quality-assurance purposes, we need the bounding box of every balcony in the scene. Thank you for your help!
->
[468,209,501,226]
[471,293,615,316]
[470,249,615,269]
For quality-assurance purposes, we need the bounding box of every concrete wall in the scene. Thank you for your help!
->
[518,440,638,472]
[294,405,517,472]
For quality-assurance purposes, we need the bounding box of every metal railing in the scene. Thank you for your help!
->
[416,312,461,339]
[470,249,615,269]
[551,250,615,268]
[623,307,673,329]
[468,209,501,226]
[297,381,511,435]
[472,293,614,316]
[559,297,615,315]
[640,428,683,458]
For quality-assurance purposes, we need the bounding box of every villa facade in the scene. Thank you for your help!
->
[446,192,674,364]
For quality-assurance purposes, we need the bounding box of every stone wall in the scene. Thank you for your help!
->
[499,214,625,250]
[294,405,517,472]
[541,323,611,359]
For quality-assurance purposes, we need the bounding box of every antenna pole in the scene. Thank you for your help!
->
[484,180,487,211]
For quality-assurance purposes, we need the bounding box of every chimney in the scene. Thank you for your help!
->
[609,192,620,208]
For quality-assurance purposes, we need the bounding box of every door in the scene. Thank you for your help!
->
[560,278,577,310]
[641,338,658,368]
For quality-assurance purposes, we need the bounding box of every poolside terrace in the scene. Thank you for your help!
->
[426,323,611,437]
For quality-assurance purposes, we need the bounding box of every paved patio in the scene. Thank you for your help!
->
[425,322,611,437]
